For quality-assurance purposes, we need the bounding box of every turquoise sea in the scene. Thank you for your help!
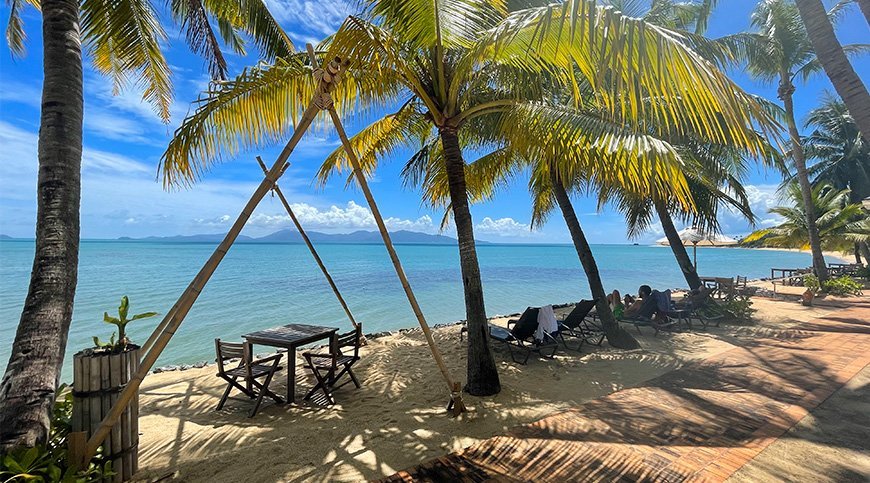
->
[0,240,826,380]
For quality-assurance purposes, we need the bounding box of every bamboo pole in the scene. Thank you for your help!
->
[82,62,341,462]
[256,156,365,343]
[327,107,463,411]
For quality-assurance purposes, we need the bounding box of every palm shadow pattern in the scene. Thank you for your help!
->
[381,303,870,482]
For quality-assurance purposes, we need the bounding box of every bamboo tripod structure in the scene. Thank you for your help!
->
[255,155,365,345]
[77,45,465,467]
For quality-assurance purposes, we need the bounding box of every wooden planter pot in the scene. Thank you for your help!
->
[72,346,140,482]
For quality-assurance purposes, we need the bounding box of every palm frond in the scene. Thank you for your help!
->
[82,0,173,120]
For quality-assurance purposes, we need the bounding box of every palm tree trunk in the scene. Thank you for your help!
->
[549,171,639,349]
[855,243,863,265]
[439,128,500,396]
[654,199,703,290]
[0,0,83,452]
[795,0,870,142]
[779,76,830,283]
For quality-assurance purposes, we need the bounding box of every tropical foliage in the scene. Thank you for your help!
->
[743,182,870,251]
[803,95,870,203]
[0,386,112,482]
[7,0,292,119]
[93,296,158,352]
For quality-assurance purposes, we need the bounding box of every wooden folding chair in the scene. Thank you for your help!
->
[302,324,363,405]
[214,339,283,417]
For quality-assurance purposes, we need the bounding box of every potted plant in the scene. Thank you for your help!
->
[72,296,157,482]
[802,275,820,306]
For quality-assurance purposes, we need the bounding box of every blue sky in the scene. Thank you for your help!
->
[1,0,868,243]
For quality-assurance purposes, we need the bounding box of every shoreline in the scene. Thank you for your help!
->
[751,246,852,264]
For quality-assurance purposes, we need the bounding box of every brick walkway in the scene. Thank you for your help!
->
[381,301,870,482]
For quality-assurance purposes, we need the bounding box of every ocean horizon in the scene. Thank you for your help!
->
[0,239,829,380]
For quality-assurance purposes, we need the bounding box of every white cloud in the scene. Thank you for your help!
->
[265,0,352,38]
[474,217,533,238]
[196,201,440,234]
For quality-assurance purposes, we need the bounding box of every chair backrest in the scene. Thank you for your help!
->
[335,324,363,359]
[215,339,253,379]
[562,299,597,329]
[511,307,540,340]
[652,290,671,313]
[736,275,748,287]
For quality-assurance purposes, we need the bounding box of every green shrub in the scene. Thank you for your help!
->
[719,296,756,322]
[803,274,820,294]
[0,385,113,482]
[822,276,864,297]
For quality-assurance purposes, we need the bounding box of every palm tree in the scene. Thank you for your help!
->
[721,0,867,283]
[162,0,780,391]
[803,95,870,261]
[794,0,870,141]
[613,140,774,290]
[743,182,869,252]
[0,0,291,452]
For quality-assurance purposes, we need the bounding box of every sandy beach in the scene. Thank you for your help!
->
[131,295,867,482]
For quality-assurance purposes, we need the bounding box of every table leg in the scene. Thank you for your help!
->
[287,346,296,403]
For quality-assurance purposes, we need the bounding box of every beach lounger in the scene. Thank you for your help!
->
[676,288,725,328]
[302,324,363,405]
[488,308,558,364]
[622,290,677,335]
[214,339,283,417]
[555,299,601,350]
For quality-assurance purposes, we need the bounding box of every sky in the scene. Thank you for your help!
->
[0,0,868,244]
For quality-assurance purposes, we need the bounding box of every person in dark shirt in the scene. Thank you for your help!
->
[624,285,659,319]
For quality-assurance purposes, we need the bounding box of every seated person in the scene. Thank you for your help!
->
[623,285,660,319]
[606,290,625,319]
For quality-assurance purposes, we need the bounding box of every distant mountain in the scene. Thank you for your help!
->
[118,234,256,243]
[0,234,13,240]
[119,229,485,245]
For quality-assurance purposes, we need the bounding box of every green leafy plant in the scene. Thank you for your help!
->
[822,276,864,297]
[94,296,157,352]
[0,385,113,482]
[803,274,821,294]
[718,296,757,323]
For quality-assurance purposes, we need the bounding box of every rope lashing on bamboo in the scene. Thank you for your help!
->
[256,156,366,345]
[79,61,341,465]
[304,44,466,415]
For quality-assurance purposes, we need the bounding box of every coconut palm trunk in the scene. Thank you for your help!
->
[0,0,83,451]
[779,76,829,283]
[795,0,870,142]
[654,199,703,290]
[549,172,639,349]
[439,128,500,396]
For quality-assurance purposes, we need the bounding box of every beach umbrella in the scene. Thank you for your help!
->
[656,227,737,268]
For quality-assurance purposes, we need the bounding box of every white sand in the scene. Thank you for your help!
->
[132,301,850,482]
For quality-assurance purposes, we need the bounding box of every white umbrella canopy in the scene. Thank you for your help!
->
[656,227,737,270]
[656,227,738,246]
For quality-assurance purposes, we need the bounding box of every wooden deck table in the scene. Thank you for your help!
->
[243,323,339,403]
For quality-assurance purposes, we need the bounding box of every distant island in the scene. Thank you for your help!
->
[117,229,486,245]
[0,234,13,240]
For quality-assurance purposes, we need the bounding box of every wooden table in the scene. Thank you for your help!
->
[243,323,339,403]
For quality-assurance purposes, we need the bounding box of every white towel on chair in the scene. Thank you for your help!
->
[536,305,558,341]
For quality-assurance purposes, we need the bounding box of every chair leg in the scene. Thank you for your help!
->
[216,378,234,411]
[347,367,361,388]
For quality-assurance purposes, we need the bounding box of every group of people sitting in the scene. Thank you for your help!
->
[605,284,672,321]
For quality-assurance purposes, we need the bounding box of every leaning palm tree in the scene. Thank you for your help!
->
[613,140,771,290]
[720,0,868,283]
[0,0,291,452]
[794,0,870,141]
[743,182,870,253]
[803,95,870,261]
[162,0,780,392]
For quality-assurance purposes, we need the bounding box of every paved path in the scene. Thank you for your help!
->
[381,301,870,482]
